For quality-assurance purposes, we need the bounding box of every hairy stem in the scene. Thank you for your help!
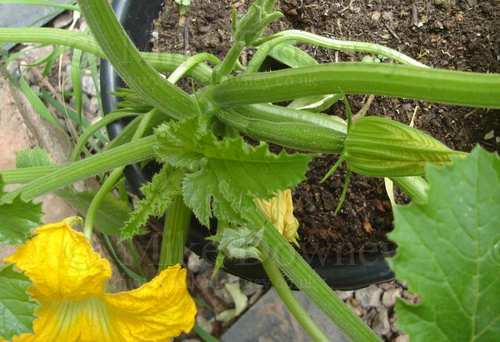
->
[201,63,500,109]
[2,135,156,202]
[158,196,191,270]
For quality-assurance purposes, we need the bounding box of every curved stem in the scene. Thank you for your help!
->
[213,41,246,83]
[84,110,154,238]
[0,0,80,11]
[70,111,138,161]
[261,250,330,342]
[84,167,124,239]
[201,63,500,109]
[168,52,220,84]
[250,29,427,72]
[0,28,213,82]
[244,208,379,342]
[79,0,198,119]
[2,135,156,202]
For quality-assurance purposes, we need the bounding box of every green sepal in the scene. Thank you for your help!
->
[344,116,465,177]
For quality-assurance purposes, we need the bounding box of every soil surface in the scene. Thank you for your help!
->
[152,0,500,258]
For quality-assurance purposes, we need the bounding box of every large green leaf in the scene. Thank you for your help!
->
[155,116,312,226]
[0,179,42,244]
[389,147,500,341]
[0,265,37,340]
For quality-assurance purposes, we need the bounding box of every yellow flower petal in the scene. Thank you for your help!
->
[255,189,300,245]
[4,220,196,342]
[4,221,111,300]
[106,266,196,341]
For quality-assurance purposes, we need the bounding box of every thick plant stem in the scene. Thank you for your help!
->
[261,250,330,342]
[258,223,380,342]
[201,63,500,109]
[70,111,138,161]
[158,196,192,270]
[2,135,156,202]
[78,0,198,119]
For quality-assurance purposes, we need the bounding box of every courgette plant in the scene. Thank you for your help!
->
[0,0,499,341]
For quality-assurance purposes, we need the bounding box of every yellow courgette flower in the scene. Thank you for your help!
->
[3,219,196,342]
[255,189,300,246]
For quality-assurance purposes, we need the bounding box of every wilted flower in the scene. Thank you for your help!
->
[255,189,300,246]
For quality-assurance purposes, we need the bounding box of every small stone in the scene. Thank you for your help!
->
[382,288,401,307]
[81,75,97,96]
[52,11,74,28]
[241,280,263,297]
[394,334,410,342]
[484,130,495,140]
[199,25,210,34]
[321,191,336,211]
[196,315,213,335]
[83,95,99,115]
[382,11,393,21]
[371,11,381,21]
[372,308,391,336]
[336,290,354,301]
[187,252,203,273]
[355,285,382,308]
[401,290,420,304]
[305,202,316,213]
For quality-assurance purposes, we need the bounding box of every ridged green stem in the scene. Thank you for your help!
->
[0,0,79,11]
[246,210,380,342]
[249,29,427,73]
[261,249,330,342]
[158,196,191,270]
[201,63,500,109]
[0,28,213,82]
[2,135,156,202]
[83,110,154,239]
[70,111,138,161]
[78,0,198,119]
[0,165,57,184]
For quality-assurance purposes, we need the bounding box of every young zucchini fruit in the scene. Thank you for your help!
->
[344,116,466,177]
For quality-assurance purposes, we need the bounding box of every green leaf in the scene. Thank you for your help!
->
[0,265,38,340]
[16,148,52,169]
[389,147,500,341]
[56,189,130,236]
[208,226,263,261]
[0,178,42,244]
[121,166,183,239]
[155,116,312,226]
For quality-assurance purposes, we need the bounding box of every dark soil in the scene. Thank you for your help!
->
[152,0,500,258]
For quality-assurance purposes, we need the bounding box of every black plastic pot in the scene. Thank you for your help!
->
[101,0,395,290]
